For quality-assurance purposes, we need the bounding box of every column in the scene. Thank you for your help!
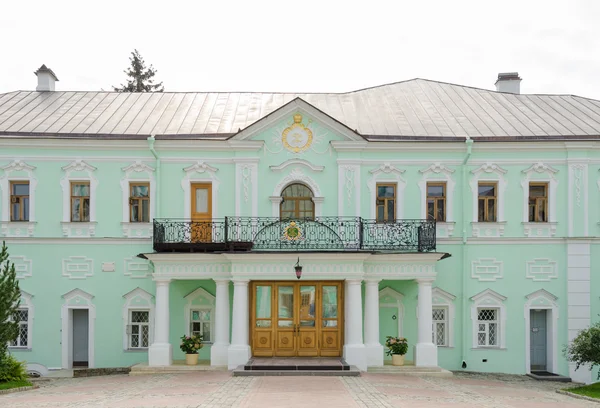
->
[148,279,172,366]
[210,279,230,366]
[227,279,250,369]
[364,279,383,367]
[343,279,367,371]
[415,278,438,367]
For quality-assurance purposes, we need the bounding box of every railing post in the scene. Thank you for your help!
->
[224,216,229,245]
[359,217,364,250]
[417,224,423,252]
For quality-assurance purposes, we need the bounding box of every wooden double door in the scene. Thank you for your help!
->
[251,281,344,357]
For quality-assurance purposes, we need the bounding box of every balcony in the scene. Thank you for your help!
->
[153,217,436,253]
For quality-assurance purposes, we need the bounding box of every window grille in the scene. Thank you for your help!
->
[10,309,29,347]
[432,307,447,346]
[191,309,211,342]
[477,308,498,346]
[129,310,149,349]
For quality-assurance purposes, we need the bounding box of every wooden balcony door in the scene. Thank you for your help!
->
[251,281,343,357]
[191,183,212,242]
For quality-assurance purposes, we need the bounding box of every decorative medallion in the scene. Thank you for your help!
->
[304,337,312,344]
[326,336,334,345]
[282,114,313,153]
[282,337,289,345]
[283,221,303,241]
[260,337,268,345]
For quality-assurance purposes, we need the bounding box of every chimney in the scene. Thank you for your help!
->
[34,64,59,91]
[495,72,521,94]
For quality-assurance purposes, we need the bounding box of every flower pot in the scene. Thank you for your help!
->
[392,354,405,366]
[185,353,199,366]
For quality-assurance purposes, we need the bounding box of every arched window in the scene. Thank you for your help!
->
[280,184,314,219]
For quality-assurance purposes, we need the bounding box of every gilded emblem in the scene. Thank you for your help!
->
[283,221,302,241]
[282,114,313,153]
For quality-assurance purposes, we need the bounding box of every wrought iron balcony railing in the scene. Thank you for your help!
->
[153,217,436,253]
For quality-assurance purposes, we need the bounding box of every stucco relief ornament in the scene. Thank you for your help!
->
[282,113,313,153]
[282,221,303,241]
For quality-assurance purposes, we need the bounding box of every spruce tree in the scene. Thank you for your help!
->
[113,49,164,92]
[0,242,20,359]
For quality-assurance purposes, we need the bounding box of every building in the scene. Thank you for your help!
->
[1,67,599,383]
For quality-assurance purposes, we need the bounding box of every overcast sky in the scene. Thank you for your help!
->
[1,0,599,99]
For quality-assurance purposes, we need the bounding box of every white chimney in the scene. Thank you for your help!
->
[495,72,521,94]
[34,64,59,91]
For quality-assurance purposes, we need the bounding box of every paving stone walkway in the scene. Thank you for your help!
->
[0,371,595,407]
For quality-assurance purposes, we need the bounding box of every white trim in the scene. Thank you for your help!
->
[122,288,155,351]
[470,289,507,349]
[181,161,220,218]
[418,163,456,226]
[61,289,95,369]
[184,287,216,343]
[120,161,156,238]
[338,164,360,217]
[0,160,37,237]
[60,160,98,237]
[272,168,323,217]
[367,163,406,220]
[524,289,559,374]
[525,258,558,281]
[432,287,456,348]
[520,163,558,234]
[470,163,508,225]
[8,291,34,350]
[235,162,258,217]
[379,287,405,339]
[270,159,324,172]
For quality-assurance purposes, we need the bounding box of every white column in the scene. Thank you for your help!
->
[148,279,172,366]
[211,279,230,366]
[415,278,438,367]
[364,279,383,367]
[343,279,367,371]
[227,279,250,369]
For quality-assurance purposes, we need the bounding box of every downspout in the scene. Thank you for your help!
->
[461,136,473,369]
[148,135,160,218]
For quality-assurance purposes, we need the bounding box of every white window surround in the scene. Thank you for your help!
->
[122,288,155,351]
[120,161,156,238]
[8,290,34,350]
[368,163,406,220]
[0,160,37,237]
[60,160,98,237]
[181,161,220,218]
[184,287,215,344]
[61,289,96,368]
[379,287,405,339]
[524,289,559,374]
[470,163,508,237]
[521,163,558,237]
[418,163,456,237]
[432,287,456,348]
[271,168,323,217]
[470,289,507,349]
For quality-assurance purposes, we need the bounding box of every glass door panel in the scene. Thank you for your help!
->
[320,283,341,356]
[298,285,318,356]
[275,285,296,356]
[252,284,274,356]
[191,183,212,242]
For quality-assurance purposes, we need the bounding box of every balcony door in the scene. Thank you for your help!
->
[191,183,212,242]
[251,281,343,357]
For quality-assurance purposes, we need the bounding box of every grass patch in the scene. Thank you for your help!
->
[567,382,600,399]
[0,380,33,390]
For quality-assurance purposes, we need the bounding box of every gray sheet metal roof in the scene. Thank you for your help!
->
[1,79,600,139]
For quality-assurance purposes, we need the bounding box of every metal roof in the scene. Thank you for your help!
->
[1,79,600,139]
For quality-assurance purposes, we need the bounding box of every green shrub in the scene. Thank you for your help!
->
[0,354,28,382]
[564,321,600,380]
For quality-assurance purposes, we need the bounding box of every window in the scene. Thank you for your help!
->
[529,183,548,222]
[477,308,498,347]
[190,310,211,342]
[128,310,149,349]
[427,182,446,222]
[376,184,396,222]
[10,182,30,222]
[129,183,150,222]
[477,183,497,222]
[280,183,314,219]
[71,181,90,222]
[10,309,29,348]
[432,307,448,346]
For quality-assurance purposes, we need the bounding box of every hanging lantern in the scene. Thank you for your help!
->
[294,257,303,279]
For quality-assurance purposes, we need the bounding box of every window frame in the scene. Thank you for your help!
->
[9,181,30,222]
[9,308,30,348]
[190,308,213,343]
[426,182,446,222]
[476,308,499,347]
[129,182,150,223]
[70,181,91,222]
[376,183,397,223]
[528,182,548,223]
[279,183,315,220]
[432,306,448,347]
[128,310,150,350]
[477,182,498,223]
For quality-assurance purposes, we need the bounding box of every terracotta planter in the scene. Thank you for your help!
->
[391,354,405,366]
[185,353,199,365]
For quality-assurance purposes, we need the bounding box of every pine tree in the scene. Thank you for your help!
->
[0,242,20,359]
[113,49,164,92]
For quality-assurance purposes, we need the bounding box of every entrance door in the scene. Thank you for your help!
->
[379,307,398,361]
[191,183,212,242]
[251,281,343,357]
[530,309,547,371]
[72,309,89,367]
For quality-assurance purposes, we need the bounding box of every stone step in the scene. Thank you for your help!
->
[367,366,453,377]
[233,366,361,377]
[129,361,227,376]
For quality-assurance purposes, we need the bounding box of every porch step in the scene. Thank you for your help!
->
[129,360,227,376]
[233,357,360,376]
[527,371,571,382]
[233,367,361,376]
[368,363,453,377]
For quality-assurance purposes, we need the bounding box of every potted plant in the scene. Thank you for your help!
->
[180,334,203,365]
[385,336,408,366]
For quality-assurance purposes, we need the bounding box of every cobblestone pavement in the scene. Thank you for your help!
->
[0,371,596,407]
